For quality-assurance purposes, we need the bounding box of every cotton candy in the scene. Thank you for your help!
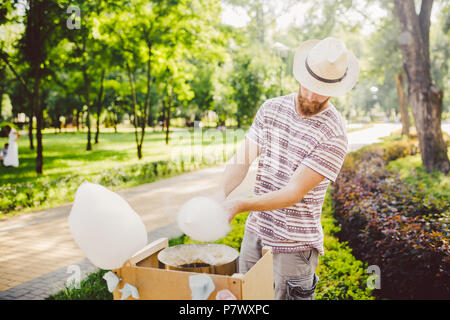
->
[68,182,147,270]
[177,196,231,242]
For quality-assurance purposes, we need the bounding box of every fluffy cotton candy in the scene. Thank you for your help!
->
[68,182,147,270]
[177,196,231,242]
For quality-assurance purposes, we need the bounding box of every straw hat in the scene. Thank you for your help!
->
[293,37,360,97]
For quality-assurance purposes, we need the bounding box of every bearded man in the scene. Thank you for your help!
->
[213,37,360,300]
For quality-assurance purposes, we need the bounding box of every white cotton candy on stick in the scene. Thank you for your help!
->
[68,182,147,270]
[177,196,231,242]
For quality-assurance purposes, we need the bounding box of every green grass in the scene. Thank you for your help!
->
[0,127,245,185]
[46,269,113,300]
[387,147,450,209]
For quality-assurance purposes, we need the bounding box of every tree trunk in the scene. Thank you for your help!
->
[82,64,92,151]
[394,72,410,137]
[161,105,167,132]
[394,0,449,173]
[138,43,152,158]
[95,69,105,144]
[255,1,265,45]
[32,71,42,174]
[36,103,43,174]
[28,108,34,149]
[0,72,4,120]
[113,109,118,133]
[76,109,80,131]
[165,88,173,145]
[126,62,141,159]
[81,38,92,151]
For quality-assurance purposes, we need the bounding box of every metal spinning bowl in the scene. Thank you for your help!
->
[157,243,239,275]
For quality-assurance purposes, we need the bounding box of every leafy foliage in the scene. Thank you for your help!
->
[46,269,112,300]
[333,138,450,299]
[315,191,374,300]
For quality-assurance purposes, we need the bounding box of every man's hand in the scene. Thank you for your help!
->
[222,198,245,223]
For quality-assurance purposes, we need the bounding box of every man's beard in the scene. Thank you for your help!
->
[297,94,330,117]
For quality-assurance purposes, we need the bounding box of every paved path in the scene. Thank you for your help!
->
[347,123,401,152]
[0,122,419,300]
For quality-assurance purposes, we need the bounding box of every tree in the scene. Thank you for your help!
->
[394,0,449,173]
[230,45,279,127]
[18,0,66,173]
[0,1,34,148]
[104,0,224,157]
[64,0,111,150]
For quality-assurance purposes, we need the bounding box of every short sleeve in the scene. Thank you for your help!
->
[246,103,266,147]
[301,134,348,183]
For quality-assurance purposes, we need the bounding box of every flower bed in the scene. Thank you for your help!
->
[332,137,450,299]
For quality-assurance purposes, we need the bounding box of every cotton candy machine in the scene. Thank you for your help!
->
[157,243,239,275]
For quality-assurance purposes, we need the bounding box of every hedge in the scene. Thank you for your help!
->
[332,137,450,299]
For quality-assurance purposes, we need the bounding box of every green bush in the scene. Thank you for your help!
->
[387,151,450,212]
[46,269,112,300]
[316,192,374,300]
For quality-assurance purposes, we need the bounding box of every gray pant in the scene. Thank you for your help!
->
[239,229,319,300]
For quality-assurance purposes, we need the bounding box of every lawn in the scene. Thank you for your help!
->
[0,127,247,185]
[387,147,450,205]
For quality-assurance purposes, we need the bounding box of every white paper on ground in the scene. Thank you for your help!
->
[68,182,148,270]
[176,196,231,242]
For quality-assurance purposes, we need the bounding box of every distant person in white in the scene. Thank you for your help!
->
[0,143,8,161]
[3,126,20,167]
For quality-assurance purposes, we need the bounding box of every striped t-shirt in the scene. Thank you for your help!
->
[245,93,348,255]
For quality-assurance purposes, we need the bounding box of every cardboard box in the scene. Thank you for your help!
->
[112,238,274,300]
